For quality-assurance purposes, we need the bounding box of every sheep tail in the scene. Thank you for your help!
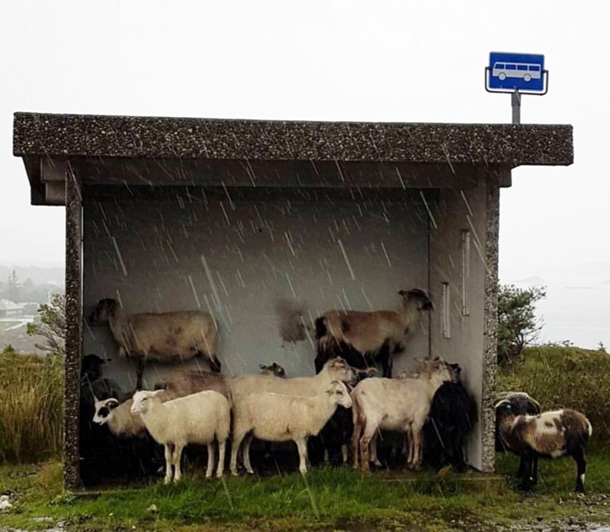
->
[585,417,593,438]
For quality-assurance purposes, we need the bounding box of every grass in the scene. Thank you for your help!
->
[2,456,610,532]
[0,349,63,463]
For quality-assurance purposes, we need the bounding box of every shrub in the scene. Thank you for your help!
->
[496,345,610,448]
[0,347,63,463]
[497,284,546,368]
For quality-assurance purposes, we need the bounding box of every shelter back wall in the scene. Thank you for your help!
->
[83,187,431,390]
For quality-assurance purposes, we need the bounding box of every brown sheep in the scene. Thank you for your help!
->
[314,289,433,377]
[89,298,220,389]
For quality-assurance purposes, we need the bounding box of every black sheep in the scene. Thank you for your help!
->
[423,371,477,472]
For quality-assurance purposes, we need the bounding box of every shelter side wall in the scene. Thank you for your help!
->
[429,177,490,471]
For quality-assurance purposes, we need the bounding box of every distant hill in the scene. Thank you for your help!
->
[0,264,64,286]
[540,261,610,278]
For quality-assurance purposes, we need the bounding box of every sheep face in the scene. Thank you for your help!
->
[89,299,120,325]
[324,357,357,384]
[495,392,541,415]
[398,288,434,311]
[93,397,120,425]
[326,380,353,409]
[259,362,287,378]
[131,390,164,415]
[422,358,458,384]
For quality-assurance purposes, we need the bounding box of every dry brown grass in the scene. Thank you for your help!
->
[0,347,63,463]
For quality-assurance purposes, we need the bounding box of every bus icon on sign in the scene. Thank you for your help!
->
[492,62,542,83]
[486,52,546,94]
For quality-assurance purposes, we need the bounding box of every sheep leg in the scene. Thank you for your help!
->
[206,442,215,479]
[517,453,535,490]
[173,444,184,483]
[242,433,255,474]
[410,423,424,471]
[370,431,382,467]
[314,352,326,374]
[163,444,173,484]
[216,439,226,478]
[341,444,349,464]
[379,343,392,378]
[134,357,146,390]
[295,438,309,474]
[230,430,247,476]
[206,353,222,373]
[406,425,415,468]
[531,455,539,486]
[571,446,587,493]
[360,424,377,473]
[352,420,362,469]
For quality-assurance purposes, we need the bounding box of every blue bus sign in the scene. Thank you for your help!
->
[486,52,547,94]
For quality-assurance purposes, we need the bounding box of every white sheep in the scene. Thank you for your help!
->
[230,380,352,475]
[89,298,220,389]
[314,289,433,378]
[231,357,356,399]
[131,389,231,483]
[351,358,456,472]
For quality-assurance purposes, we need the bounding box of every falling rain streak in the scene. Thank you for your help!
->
[419,191,438,230]
[337,239,356,280]
[112,237,128,277]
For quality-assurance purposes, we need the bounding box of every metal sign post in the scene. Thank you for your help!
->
[485,52,548,124]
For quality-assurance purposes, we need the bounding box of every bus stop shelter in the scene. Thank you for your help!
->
[13,113,573,487]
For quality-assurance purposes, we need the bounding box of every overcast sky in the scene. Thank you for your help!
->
[1,0,609,280]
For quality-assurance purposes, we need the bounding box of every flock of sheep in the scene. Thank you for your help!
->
[81,288,593,493]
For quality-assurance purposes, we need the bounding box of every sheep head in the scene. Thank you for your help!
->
[89,298,121,325]
[398,289,434,311]
[421,358,458,385]
[93,396,120,425]
[495,392,541,415]
[325,380,353,409]
[323,357,357,384]
[259,362,287,378]
[131,389,164,415]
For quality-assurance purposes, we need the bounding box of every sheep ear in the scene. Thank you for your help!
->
[151,390,165,397]
[259,364,266,370]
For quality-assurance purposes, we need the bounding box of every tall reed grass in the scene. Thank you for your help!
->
[0,347,63,463]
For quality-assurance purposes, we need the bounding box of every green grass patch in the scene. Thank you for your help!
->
[2,456,610,532]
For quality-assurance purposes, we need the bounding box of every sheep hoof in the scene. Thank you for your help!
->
[373,460,382,467]
[163,477,172,485]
